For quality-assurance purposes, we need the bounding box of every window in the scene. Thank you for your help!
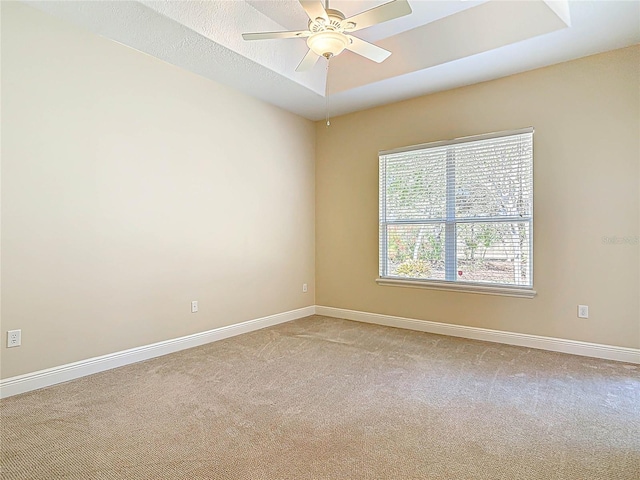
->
[378,128,534,297]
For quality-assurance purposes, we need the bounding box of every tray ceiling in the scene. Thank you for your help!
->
[24,1,640,120]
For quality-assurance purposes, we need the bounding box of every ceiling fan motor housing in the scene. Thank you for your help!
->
[309,9,345,32]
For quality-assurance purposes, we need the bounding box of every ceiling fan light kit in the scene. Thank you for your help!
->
[307,31,349,58]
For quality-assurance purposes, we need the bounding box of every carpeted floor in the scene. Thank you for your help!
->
[1,315,639,479]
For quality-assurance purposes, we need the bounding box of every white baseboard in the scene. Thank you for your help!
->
[315,306,640,365]
[3,304,638,398]
[0,306,315,399]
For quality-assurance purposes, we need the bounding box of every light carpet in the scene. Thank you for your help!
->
[1,315,639,479]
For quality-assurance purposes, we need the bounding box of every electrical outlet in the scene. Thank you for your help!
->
[578,305,589,319]
[7,330,21,348]
[191,300,198,313]
[302,283,308,293]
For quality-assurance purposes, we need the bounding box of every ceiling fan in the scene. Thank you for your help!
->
[242,0,412,72]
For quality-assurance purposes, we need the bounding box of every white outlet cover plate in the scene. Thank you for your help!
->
[7,330,21,348]
[578,305,589,318]
[191,301,198,313]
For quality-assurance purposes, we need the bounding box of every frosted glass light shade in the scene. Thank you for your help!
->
[307,31,349,57]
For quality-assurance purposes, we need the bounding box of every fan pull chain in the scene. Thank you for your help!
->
[325,55,331,127]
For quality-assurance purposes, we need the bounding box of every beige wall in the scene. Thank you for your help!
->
[2,4,638,383]
[1,3,315,379]
[316,46,640,349]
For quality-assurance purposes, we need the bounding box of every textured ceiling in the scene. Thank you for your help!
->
[24,1,640,120]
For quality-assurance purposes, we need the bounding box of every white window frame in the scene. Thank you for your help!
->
[377,128,536,298]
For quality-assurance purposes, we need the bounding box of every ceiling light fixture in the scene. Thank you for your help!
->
[307,31,349,59]
[242,0,413,126]
[242,0,412,71]
[304,7,350,127]
[306,8,350,59]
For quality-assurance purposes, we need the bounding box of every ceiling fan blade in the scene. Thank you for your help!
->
[343,0,412,31]
[242,30,311,41]
[299,0,329,23]
[295,49,320,72]
[345,36,391,63]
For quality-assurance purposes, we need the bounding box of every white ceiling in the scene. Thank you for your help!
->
[25,0,640,121]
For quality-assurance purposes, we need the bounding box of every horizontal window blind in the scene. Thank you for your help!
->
[379,129,533,288]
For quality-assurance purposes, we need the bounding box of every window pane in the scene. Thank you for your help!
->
[379,130,534,290]
[382,148,447,221]
[454,135,533,219]
[385,224,446,280]
[456,222,531,286]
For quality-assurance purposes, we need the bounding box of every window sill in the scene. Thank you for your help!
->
[375,278,537,298]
